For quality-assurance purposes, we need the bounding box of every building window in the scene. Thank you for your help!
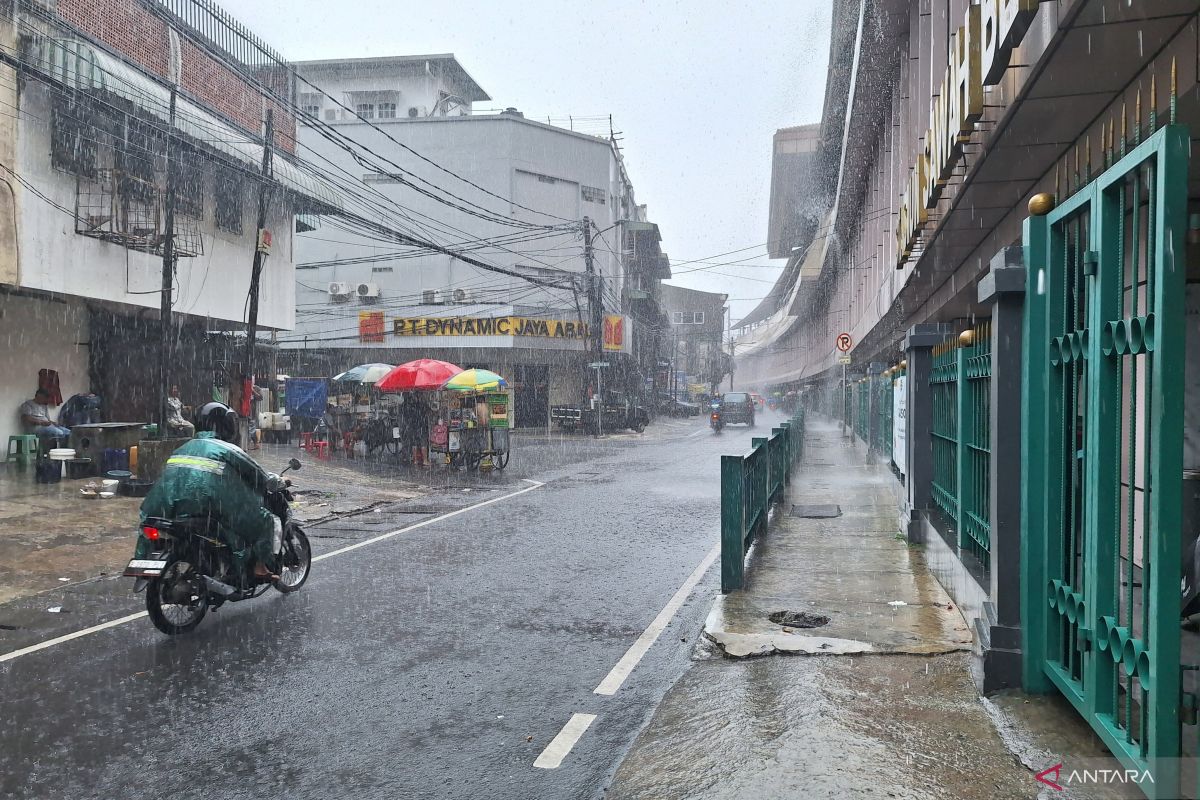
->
[215,174,243,234]
[371,266,393,273]
[324,109,337,121]
[50,96,99,178]
[378,102,397,119]
[173,151,204,218]
[302,105,320,117]
[672,311,705,325]
[356,103,375,119]
[581,185,606,204]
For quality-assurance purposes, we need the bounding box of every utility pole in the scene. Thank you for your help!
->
[582,216,604,437]
[157,86,178,439]
[242,108,274,430]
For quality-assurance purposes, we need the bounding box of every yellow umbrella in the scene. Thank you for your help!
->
[442,368,508,391]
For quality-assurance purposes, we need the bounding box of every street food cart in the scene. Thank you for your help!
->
[437,390,511,471]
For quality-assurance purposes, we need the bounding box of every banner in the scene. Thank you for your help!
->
[391,316,589,340]
[892,375,907,476]
[602,315,625,352]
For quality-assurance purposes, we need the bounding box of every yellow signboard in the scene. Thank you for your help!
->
[391,316,590,340]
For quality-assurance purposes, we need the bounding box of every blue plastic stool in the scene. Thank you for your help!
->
[6,435,39,467]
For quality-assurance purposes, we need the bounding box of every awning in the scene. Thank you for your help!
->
[26,36,344,213]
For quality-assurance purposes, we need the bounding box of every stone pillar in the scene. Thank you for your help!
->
[903,322,952,542]
[978,245,1026,690]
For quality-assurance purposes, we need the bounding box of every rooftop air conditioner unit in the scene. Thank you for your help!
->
[452,287,471,304]
[421,289,438,305]
[408,106,423,118]
[328,282,353,301]
[436,289,455,305]
[357,282,381,302]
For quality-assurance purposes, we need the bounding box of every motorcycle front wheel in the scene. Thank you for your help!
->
[146,560,207,635]
[274,527,312,594]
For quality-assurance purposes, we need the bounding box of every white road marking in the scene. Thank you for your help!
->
[0,612,148,664]
[0,479,545,664]
[686,428,710,438]
[593,542,720,696]
[313,479,544,562]
[533,713,597,769]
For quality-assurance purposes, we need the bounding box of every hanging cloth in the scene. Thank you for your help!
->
[38,369,62,406]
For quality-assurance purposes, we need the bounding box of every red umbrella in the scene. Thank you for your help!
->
[376,359,463,392]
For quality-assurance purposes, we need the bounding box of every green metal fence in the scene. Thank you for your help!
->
[873,373,894,459]
[928,325,993,571]
[930,343,959,520]
[855,381,869,441]
[721,407,806,592]
[1022,125,1189,798]
[962,323,992,569]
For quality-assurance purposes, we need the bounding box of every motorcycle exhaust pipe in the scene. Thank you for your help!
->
[203,576,237,597]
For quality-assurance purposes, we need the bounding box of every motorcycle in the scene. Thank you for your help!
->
[710,404,724,434]
[123,457,312,635]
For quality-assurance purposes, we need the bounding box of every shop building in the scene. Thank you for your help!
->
[658,283,729,395]
[283,56,668,425]
[0,0,334,445]
[740,1,1200,792]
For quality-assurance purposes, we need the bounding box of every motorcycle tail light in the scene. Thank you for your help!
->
[142,526,160,541]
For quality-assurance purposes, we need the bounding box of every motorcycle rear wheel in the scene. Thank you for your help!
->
[146,560,207,635]
[274,528,312,594]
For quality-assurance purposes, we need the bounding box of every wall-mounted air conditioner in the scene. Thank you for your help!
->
[421,289,438,305]
[328,282,353,301]
[452,287,472,304]
[357,282,381,302]
[407,106,426,118]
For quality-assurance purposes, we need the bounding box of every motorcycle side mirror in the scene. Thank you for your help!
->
[286,458,302,472]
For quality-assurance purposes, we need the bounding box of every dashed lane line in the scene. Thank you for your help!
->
[534,713,597,769]
[593,542,720,695]
[534,542,720,770]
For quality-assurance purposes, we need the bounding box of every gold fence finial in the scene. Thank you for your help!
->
[1121,100,1127,156]
[1171,56,1178,124]
[1135,86,1142,144]
[1151,73,1158,131]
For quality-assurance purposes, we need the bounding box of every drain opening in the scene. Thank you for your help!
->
[0,624,21,631]
[790,503,841,518]
[768,610,830,628]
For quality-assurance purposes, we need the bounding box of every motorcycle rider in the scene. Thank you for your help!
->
[138,432,281,580]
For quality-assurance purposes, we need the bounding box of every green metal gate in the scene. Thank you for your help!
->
[1022,125,1188,797]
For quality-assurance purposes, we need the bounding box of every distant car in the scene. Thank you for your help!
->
[749,392,766,409]
[657,393,700,417]
[719,392,756,426]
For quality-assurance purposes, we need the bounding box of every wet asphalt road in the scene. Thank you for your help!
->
[1,412,785,800]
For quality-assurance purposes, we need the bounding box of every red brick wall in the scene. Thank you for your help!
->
[56,0,296,153]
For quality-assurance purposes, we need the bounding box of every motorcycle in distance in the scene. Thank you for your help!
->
[123,457,312,635]
[710,402,724,434]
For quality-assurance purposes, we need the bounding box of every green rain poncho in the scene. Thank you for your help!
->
[138,434,278,569]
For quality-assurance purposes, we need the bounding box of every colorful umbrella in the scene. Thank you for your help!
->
[332,363,395,384]
[376,359,463,392]
[442,368,508,392]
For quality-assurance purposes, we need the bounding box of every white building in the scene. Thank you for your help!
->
[0,1,336,447]
[284,55,668,427]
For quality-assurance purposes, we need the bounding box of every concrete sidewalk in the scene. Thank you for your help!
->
[704,417,972,657]
[607,417,1118,800]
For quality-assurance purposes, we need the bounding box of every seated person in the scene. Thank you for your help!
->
[20,388,69,441]
[59,392,102,428]
[165,385,195,437]
[193,401,239,444]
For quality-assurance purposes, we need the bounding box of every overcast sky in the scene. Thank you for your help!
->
[223,0,833,323]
